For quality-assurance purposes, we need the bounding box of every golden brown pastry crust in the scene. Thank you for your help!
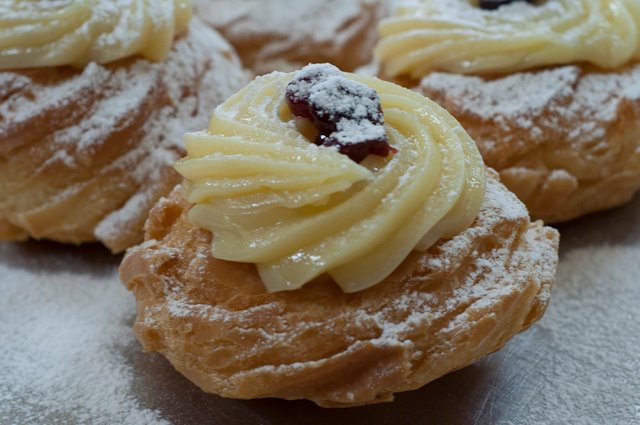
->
[120,170,559,407]
[0,19,249,253]
[0,218,27,241]
[193,0,389,75]
[417,64,640,223]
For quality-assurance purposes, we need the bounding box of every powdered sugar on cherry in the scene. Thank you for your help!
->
[285,64,394,163]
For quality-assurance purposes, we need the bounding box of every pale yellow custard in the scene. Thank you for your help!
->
[376,0,640,78]
[174,67,486,293]
[0,0,192,69]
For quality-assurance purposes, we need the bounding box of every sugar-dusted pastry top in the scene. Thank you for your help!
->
[0,18,249,252]
[193,0,388,74]
[419,62,640,223]
[174,64,486,293]
[376,0,640,78]
[0,0,192,70]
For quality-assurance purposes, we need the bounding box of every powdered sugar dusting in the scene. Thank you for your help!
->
[3,197,639,422]
[0,18,249,251]
[420,64,640,161]
[288,63,342,97]
[148,174,555,378]
[516,244,640,424]
[423,172,529,270]
[0,247,168,425]
[94,20,249,247]
[92,0,174,51]
[333,120,386,145]
[372,176,552,348]
[194,0,389,74]
[422,67,580,123]
[288,63,387,146]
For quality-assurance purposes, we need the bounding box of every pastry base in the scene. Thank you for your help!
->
[418,64,640,223]
[120,170,559,407]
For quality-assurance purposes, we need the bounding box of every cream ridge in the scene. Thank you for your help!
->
[375,0,640,78]
[0,0,192,69]
[174,68,486,293]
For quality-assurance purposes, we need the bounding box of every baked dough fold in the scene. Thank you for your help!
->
[120,170,559,407]
[419,64,640,223]
[0,19,249,252]
[193,0,389,75]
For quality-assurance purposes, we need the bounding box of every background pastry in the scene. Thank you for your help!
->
[375,0,640,223]
[193,0,390,75]
[0,1,249,252]
[120,66,559,407]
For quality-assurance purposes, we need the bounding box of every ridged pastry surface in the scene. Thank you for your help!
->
[193,0,389,74]
[0,19,249,252]
[120,170,559,407]
[376,0,640,78]
[419,63,640,223]
[0,0,192,69]
[174,69,485,293]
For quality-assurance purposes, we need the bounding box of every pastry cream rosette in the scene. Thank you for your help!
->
[174,69,486,293]
[0,0,192,69]
[376,0,640,78]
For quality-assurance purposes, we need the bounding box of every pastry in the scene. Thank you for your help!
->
[0,1,249,252]
[375,0,640,223]
[193,0,389,75]
[120,64,559,407]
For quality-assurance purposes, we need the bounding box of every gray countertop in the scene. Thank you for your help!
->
[2,195,640,425]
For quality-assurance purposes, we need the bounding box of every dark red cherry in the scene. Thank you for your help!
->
[307,78,383,124]
[285,64,394,163]
[285,65,338,119]
[479,0,535,10]
[286,95,313,118]
[322,135,395,164]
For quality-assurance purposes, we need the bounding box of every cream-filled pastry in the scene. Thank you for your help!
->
[0,1,249,252]
[121,64,559,406]
[375,0,640,223]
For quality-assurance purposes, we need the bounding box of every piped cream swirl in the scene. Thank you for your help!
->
[375,0,640,78]
[0,0,192,69]
[174,70,486,293]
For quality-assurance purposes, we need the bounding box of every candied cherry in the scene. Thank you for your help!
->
[285,64,394,163]
[479,0,536,10]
